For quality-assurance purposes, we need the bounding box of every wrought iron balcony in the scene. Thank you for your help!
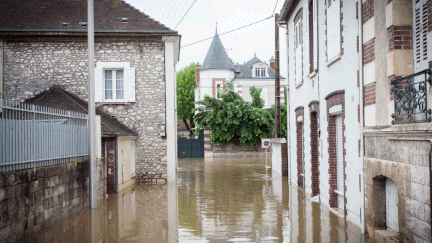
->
[391,69,431,124]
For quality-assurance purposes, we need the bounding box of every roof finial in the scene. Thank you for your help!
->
[254,52,256,57]
[215,21,218,34]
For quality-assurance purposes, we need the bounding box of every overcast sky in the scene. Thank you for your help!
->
[125,0,287,79]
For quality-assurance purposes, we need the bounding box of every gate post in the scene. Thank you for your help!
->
[204,126,213,158]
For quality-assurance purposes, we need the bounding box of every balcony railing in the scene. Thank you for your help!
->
[391,69,431,124]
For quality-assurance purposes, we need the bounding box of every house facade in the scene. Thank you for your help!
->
[280,0,432,241]
[194,29,285,108]
[279,0,364,233]
[0,0,180,183]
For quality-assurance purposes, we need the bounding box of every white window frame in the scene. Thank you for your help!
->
[294,15,303,87]
[252,66,268,78]
[103,69,125,102]
[95,62,135,103]
[215,81,223,99]
[326,0,341,62]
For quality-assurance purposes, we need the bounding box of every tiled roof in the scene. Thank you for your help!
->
[232,64,245,73]
[177,120,189,130]
[201,28,234,71]
[25,86,138,137]
[234,57,285,80]
[0,0,174,33]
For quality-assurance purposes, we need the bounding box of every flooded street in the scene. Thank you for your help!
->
[20,158,369,242]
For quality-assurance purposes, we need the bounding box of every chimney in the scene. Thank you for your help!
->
[195,62,201,85]
[269,56,275,71]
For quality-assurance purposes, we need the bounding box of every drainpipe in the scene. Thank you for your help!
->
[358,0,366,237]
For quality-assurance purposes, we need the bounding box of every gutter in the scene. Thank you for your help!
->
[359,1,366,236]
[0,29,178,34]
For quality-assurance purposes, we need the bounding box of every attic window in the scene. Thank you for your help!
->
[121,18,129,23]
[60,22,70,27]
[79,22,88,27]
[254,67,267,77]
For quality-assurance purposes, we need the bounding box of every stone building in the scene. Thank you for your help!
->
[279,0,432,241]
[361,0,431,242]
[0,0,180,183]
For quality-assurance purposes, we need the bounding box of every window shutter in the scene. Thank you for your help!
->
[414,0,428,72]
[295,20,303,85]
[304,4,310,74]
[313,0,318,70]
[94,68,103,102]
[124,67,136,102]
[327,0,341,59]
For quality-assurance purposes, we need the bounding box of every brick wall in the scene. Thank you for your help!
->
[364,82,376,106]
[309,101,319,197]
[363,0,374,24]
[388,25,413,51]
[325,91,345,209]
[363,38,375,65]
[295,107,304,187]
[0,159,106,242]
[281,143,288,176]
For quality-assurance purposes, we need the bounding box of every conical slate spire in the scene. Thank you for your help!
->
[201,27,234,70]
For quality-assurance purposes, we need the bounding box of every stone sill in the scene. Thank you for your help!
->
[295,81,303,89]
[326,53,342,67]
[329,207,345,219]
[308,70,318,79]
[363,122,432,136]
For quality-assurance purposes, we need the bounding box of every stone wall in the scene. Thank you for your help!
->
[364,124,431,242]
[2,40,167,180]
[211,142,270,158]
[0,159,106,242]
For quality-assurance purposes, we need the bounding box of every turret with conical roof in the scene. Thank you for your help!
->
[201,27,234,70]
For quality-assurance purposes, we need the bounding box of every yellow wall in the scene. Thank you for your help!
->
[117,138,137,191]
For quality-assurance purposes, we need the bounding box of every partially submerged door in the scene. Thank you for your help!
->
[336,115,344,210]
[386,179,399,233]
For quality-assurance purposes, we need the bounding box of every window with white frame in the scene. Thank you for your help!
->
[307,0,318,73]
[326,0,341,61]
[253,67,267,77]
[95,62,135,103]
[215,81,223,99]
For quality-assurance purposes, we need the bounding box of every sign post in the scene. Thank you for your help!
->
[262,139,271,169]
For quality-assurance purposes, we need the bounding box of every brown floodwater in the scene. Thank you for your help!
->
[20,157,371,242]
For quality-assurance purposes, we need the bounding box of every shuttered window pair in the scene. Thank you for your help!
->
[95,62,136,103]
[414,0,428,72]
[294,16,303,85]
[326,0,341,61]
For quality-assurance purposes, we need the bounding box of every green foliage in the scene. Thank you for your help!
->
[250,86,265,109]
[177,62,196,131]
[194,83,274,147]
[266,104,287,138]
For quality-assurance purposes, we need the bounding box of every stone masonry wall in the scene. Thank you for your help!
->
[364,127,431,242]
[0,159,106,242]
[2,40,167,180]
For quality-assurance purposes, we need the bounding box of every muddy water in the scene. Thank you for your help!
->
[20,157,369,242]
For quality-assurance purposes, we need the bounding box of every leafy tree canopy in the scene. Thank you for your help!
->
[176,62,196,131]
[194,83,274,147]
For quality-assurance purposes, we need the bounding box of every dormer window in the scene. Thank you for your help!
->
[253,67,267,77]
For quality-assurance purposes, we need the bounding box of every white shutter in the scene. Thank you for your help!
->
[304,4,310,74]
[336,115,344,210]
[414,0,428,72]
[295,20,303,85]
[131,141,136,177]
[327,0,341,60]
[386,179,399,233]
[94,68,103,102]
[124,67,136,102]
[313,0,318,70]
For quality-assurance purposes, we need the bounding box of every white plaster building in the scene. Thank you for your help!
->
[279,0,364,231]
[195,29,285,108]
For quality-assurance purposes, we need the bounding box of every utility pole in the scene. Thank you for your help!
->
[274,13,281,138]
[88,0,97,209]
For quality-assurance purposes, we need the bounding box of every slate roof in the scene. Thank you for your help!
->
[232,64,245,73]
[233,57,285,80]
[25,86,138,137]
[0,0,174,33]
[201,28,234,70]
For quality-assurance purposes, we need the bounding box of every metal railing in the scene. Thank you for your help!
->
[0,100,89,172]
[391,69,432,124]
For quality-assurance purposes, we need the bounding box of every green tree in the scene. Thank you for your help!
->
[250,86,264,109]
[194,82,274,147]
[266,104,287,138]
[177,62,196,132]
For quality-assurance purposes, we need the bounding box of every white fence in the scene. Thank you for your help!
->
[0,100,89,172]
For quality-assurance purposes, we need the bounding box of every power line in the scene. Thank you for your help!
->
[181,16,273,48]
[173,0,197,31]
[272,0,279,17]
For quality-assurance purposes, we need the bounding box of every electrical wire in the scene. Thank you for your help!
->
[272,0,279,17]
[173,0,197,31]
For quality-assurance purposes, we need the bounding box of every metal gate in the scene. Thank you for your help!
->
[386,179,399,233]
[178,139,204,158]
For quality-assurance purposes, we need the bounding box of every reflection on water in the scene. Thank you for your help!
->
[20,157,369,242]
